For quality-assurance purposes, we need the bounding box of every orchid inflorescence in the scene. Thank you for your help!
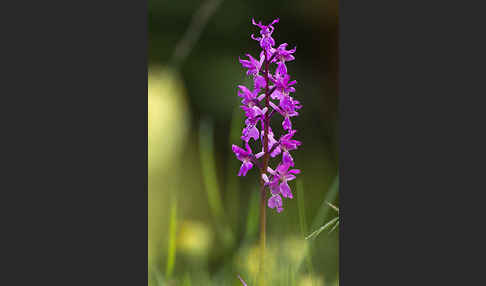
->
[232,18,302,213]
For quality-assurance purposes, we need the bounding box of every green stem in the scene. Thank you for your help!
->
[258,180,266,286]
[258,52,271,286]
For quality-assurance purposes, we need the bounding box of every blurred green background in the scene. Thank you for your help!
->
[149,0,338,285]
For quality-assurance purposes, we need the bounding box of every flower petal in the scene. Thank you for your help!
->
[269,101,283,115]
[282,116,292,130]
[280,181,293,198]
[268,194,283,210]
[248,126,260,141]
[238,161,253,176]
[286,174,296,181]
[254,75,266,90]
[267,166,276,175]
[232,144,247,160]
[288,169,301,175]
[276,161,290,174]
[262,173,269,183]
[282,151,294,166]
[255,151,264,159]
[270,146,281,157]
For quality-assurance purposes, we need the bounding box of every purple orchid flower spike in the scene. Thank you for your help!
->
[233,18,302,213]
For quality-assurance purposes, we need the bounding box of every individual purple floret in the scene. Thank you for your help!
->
[269,100,298,131]
[239,53,263,76]
[232,143,255,176]
[233,18,302,213]
[268,194,283,213]
[241,120,260,142]
[237,85,258,106]
[274,43,296,63]
[266,162,300,199]
[278,130,302,166]
[270,69,297,96]
[251,18,279,56]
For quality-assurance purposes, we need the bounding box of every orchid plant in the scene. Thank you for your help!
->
[232,17,301,285]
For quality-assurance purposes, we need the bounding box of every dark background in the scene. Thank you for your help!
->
[149,0,339,285]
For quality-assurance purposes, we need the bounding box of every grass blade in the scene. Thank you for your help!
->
[296,179,315,275]
[305,217,339,240]
[166,196,177,278]
[226,107,244,231]
[310,175,339,232]
[326,201,339,213]
[296,179,308,236]
[329,220,339,234]
[182,273,192,286]
[150,265,164,286]
[199,118,234,247]
[245,188,260,240]
[199,119,224,219]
